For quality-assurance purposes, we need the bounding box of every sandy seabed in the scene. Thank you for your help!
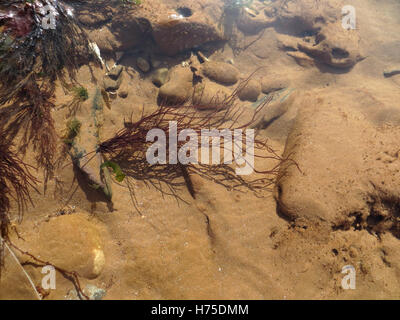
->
[1,0,400,300]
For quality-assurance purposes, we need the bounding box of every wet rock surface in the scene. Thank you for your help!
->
[118,90,128,98]
[103,76,122,92]
[158,66,193,104]
[137,57,151,73]
[276,87,400,227]
[31,214,105,280]
[192,80,231,109]
[269,0,364,69]
[261,75,290,94]
[107,65,123,80]
[151,2,224,56]
[237,79,261,102]
[201,61,240,85]
[297,23,364,69]
[152,68,169,87]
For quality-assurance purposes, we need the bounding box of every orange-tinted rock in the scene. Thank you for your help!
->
[202,61,240,85]
[237,79,261,102]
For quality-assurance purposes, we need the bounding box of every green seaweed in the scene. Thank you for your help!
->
[100,161,126,182]
[73,86,89,102]
[120,0,142,5]
[63,118,81,146]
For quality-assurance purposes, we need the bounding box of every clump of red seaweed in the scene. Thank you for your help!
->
[0,0,97,299]
[95,87,292,210]
[0,130,38,275]
[0,0,97,189]
[0,3,34,37]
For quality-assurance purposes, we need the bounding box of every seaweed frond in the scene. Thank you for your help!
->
[73,86,89,102]
[63,118,81,146]
[0,0,96,188]
[0,129,38,275]
[95,84,294,210]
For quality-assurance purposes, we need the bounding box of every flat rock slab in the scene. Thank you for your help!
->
[276,88,400,231]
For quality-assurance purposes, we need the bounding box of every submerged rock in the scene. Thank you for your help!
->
[118,90,128,98]
[137,57,150,73]
[158,67,193,104]
[261,75,290,94]
[238,79,261,102]
[151,58,161,68]
[192,81,231,109]
[152,68,169,87]
[69,89,113,201]
[152,8,223,56]
[103,76,122,92]
[87,14,149,54]
[107,65,123,80]
[237,7,275,34]
[85,285,107,300]
[108,91,117,99]
[81,1,222,56]
[66,284,107,300]
[77,6,113,27]
[35,214,105,280]
[202,61,240,85]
